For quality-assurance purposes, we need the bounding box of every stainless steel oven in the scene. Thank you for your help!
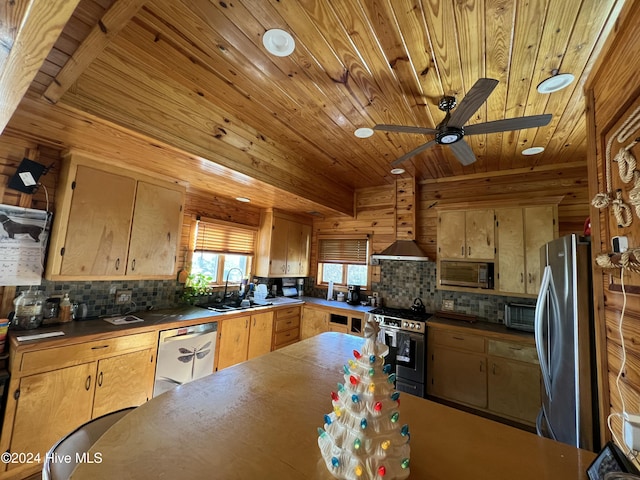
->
[367,307,429,398]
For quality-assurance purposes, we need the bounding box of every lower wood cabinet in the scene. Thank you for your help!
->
[301,305,365,339]
[248,312,275,360]
[1,331,156,478]
[272,306,300,350]
[301,305,329,339]
[427,323,540,426]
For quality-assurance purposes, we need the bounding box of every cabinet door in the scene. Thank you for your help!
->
[466,210,495,259]
[127,181,183,276]
[438,211,466,258]
[524,206,555,294]
[300,307,329,340]
[217,316,250,370]
[488,357,541,424]
[247,312,274,360]
[431,347,487,408]
[287,222,311,276]
[92,349,155,418]
[496,208,525,294]
[61,166,136,276]
[9,363,95,467]
[269,217,289,276]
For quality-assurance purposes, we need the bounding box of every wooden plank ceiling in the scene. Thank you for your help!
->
[0,0,627,216]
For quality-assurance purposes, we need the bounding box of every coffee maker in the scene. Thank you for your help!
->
[346,285,360,305]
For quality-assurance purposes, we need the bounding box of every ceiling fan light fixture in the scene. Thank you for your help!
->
[390,168,405,175]
[537,73,575,94]
[263,29,295,57]
[522,146,545,155]
[235,196,251,203]
[354,127,374,138]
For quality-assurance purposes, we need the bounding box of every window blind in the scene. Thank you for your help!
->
[194,218,256,255]
[318,237,368,264]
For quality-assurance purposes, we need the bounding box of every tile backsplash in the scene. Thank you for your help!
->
[16,279,181,319]
[371,260,534,324]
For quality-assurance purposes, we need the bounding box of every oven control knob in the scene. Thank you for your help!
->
[402,321,408,328]
[409,322,415,329]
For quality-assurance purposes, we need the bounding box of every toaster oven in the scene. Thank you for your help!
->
[504,303,535,332]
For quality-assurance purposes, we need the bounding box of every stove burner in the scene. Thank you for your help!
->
[369,307,431,322]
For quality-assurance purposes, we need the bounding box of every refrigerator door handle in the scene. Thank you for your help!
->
[536,265,553,400]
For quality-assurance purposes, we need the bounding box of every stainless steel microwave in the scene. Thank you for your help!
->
[439,261,494,289]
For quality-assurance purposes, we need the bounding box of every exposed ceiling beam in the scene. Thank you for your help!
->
[43,0,148,105]
[0,0,79,134]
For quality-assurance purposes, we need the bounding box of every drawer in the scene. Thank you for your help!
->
[488,340,538,364]
[275,306,301,320]
[432,329,485,353]
[19,331,157,373]
[273,327,300,347]
[274,314,300,333]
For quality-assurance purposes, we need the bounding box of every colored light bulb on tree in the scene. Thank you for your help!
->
[354,438,362,450]
[350,375,359,385]
[368,382,376,393]
[352,394,360,403]
[378,465,386,476]
[369,354,376,364]
[360,418,367,429]
[381,440,391,450]
[401,458,410,469]
[332,457,340,468]
[390,411,399,423]
[353,350,362,359]
[331,391,339,402]
[374,401,382,412]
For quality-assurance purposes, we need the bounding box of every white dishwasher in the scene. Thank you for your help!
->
[153,322,217,397]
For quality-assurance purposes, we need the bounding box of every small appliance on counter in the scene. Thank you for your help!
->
[282,278,298,297]
[346,285,360,305]
[504,303,535,332]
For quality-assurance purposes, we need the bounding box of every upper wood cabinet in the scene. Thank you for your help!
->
[438,210,495,260]
[496,205,557,295]
[45,151,185,280]
[255,210,311,277]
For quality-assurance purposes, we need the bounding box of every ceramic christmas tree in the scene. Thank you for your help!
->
[317,319,410,479]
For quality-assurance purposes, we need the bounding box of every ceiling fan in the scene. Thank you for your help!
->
[374,78,552,166]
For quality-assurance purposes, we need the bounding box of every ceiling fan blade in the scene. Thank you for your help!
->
[374,124,439,135]
[449,139,477,166]
[448,78,499,127]
[391,140,437,166]
[464,114,552,135]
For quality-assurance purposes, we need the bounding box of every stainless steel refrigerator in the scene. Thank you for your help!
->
[535,234,599,451]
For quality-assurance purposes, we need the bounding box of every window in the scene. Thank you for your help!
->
[317,236,369,287]
[191,217,256,284]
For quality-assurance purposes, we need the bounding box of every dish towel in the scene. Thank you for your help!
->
[397,332,411,363]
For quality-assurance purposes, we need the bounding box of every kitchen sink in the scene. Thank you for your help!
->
[198,300,272,313]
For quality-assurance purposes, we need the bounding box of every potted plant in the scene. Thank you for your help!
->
[180,273,213,305]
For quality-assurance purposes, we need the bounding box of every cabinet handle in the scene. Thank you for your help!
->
[115,258,120,270]
[509,346,523,351]
[528,273,532,283]
[98,371,103,387]
[468,246,471,256]
[245,319,248,328]
[131,259,136,271]
[521,272,524,283]
[253,318,256,327]
[286,321,292,325]
[452,336,464,341]
[85,376,92,391]
[479,362,483,372]
[492,363,496,375]
[91,345,109,350]
[461,246,464,256]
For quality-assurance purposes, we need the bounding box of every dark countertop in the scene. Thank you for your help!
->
[428,315,535,344]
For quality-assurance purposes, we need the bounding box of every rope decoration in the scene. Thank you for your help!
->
[591,105,640,212]
[596,248,640,273]
[612,189,633,227]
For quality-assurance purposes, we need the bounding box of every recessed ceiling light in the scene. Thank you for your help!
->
[354,127,374,138]
[262,29,295,57]
[390,168,405,175]
[522,147,545,155]
[537,73,575,94]
[235,197,250,203]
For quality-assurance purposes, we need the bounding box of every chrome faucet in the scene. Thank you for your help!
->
[222,268,244,303]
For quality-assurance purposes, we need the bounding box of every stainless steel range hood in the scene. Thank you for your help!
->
[371,240,429,262]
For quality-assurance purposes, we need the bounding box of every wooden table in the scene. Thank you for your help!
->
[71,333,595,479]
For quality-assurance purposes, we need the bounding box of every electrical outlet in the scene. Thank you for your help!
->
[624,413,640,451]
[442,299,454,311]
[115,290,132,305]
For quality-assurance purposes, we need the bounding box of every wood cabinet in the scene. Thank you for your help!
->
[272,306,301,349]
[46,151,185,280]
[218,311,279,369]
[301,305,329,340]
[428,322,540,426]
[438,210,495,260]
[1,331,156,477]
[428,329,487,408]
[255,210,311,277]
[248,312,274,360]
[496,206,557,295]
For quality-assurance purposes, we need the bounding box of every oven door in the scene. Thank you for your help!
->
[380,327,425,385]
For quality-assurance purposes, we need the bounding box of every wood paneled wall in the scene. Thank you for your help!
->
[585,2,640,451]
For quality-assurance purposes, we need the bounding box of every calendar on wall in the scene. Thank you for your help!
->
[0,204,52,286]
